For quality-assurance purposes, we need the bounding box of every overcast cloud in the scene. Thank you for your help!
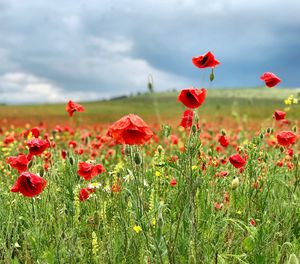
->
[0,0,299,103]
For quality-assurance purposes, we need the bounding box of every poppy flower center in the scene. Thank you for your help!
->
[186,92,198,105]
[201,55,208,65]
[25,176,36,191]
[30,146,40,152]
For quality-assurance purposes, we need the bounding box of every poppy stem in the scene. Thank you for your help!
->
[293,154,299,192]
[148,74,162,125]
[210,68,215,82]
[31,198,36,221]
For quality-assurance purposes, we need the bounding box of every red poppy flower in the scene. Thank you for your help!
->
[178,88,206,109]
[218,170,229,178]
[77,162,106,180]
[223,191,230,204]
[3,135,15,145]
[30,127,40,138]
[87,183,99,193]
[27,138,50,157]
[7,154,28,173]
[277,131,297,147]
[79,188,90,201]
[68,140,77,148]
[218,135,229,148]
[170,178,177,186]
[287,149,294,157]
[249,218,256,227]
[61,150,67,160]
[214,202,223,210]
[170,135,179,145]
[111,184,121,193]
[169,155,179,163]
[75,148,84,155]
[229,153,246,168]
[260,72,281,88]
[11,172,47,197]
[107,114,153,145]
[66,100,85,117]
[273,110,286,121]
[280,119,290,126]
[180,110,194,128]
[192,51,220,68]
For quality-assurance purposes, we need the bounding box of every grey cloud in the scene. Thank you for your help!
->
[0,0,299,103]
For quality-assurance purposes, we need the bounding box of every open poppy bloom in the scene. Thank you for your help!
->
[11,172,47,197]
[229,153,246,168]
[107,114,153,145]
[7,154,29,173]
[77,162,106,180]
[178,88,206,109]
[30,127,40,138]
[192,51,220,68]
[277,131,297,146]
[260,72,281,88]
[66,100,85,116]
[218,135,229,148]
[3,135,15,145]
[27,138,50,157]
[79,188,90,201]
[273,110,286,121]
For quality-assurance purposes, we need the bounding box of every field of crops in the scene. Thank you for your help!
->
[0,84,299,263]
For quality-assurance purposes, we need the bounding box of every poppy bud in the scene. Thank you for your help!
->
[27,156,35,168]
[266,127,271,134]
[292,126,297,133]
[157,145,163,154]
[125,145,131,156]
[191,124,197,133]
[207,149,213,156]
[231,177,240,190]
[52,130,57,137]
[69,156,74,165]
[148,74,154,93]
[134,152,142,165]
[162,125,171,138]
[194,114,199,124]
[39,166,44,177]
[259,132,264,139]
[148,82,153,93]
[210,72,214,82]
[221,129,226,136]
[280,146,285,153]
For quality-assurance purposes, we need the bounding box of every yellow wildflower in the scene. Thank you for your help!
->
[155,171,161,177]
[151,218,156,226]
[133,225,142,233]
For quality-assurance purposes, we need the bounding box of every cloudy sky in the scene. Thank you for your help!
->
[0,0,299,103]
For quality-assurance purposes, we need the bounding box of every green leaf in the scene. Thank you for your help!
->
[243,236,255,252]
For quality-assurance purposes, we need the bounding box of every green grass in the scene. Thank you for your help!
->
[0,115,299,263]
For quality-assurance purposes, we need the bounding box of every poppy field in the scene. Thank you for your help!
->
[0,52,300,263]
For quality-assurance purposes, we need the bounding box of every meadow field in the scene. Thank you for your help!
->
[1,88,299,127]
[0,87,299,263]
